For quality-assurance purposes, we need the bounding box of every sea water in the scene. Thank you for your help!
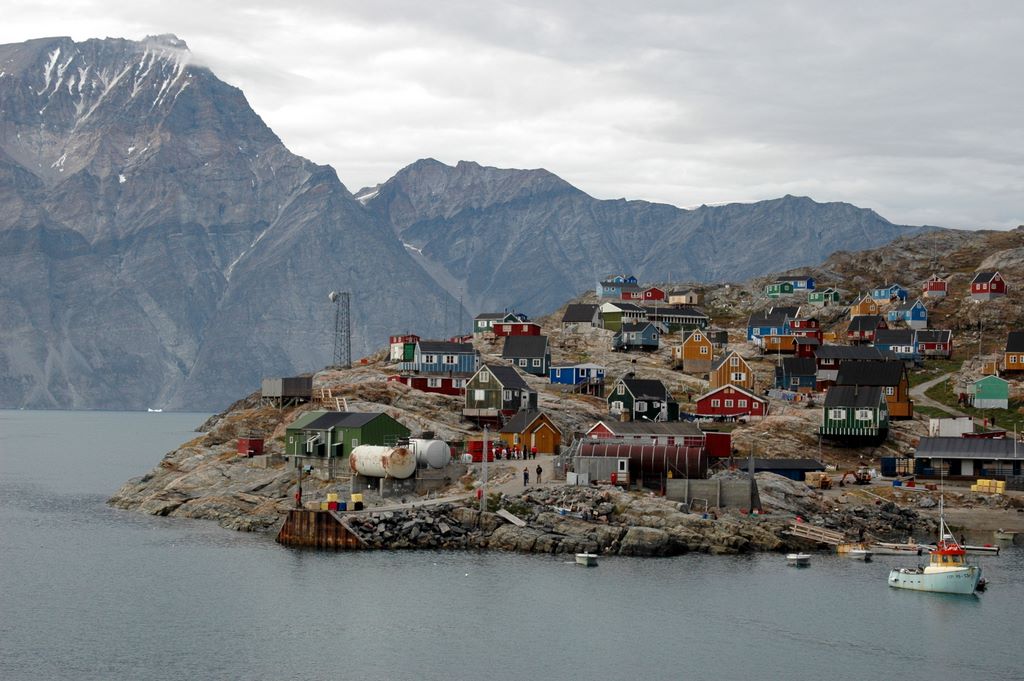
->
[1,410,1021,681]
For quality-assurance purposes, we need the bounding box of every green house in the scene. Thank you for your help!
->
[607,377,680,422]
[598,302,647,332]
[971,375,1009,409]
[765,281,795,298]
[285,411,410,458]
[808,287,841,306]
[820,385,889,445]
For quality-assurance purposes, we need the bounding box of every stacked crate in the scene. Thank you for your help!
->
[970,478,1006,494]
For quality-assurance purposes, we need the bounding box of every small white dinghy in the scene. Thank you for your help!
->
[576,553,598,567]
[848,548,873,562]
[787,553,811,567]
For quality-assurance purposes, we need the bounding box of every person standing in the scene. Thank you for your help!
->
[531,445,537,459]
[523,467,529,486]
[536,464,543,484]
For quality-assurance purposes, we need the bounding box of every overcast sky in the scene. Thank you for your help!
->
[3,1,1023,228]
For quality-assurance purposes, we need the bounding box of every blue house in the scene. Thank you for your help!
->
[746,309,792,341]
[886,299,928,330]
[612,322,660,352]
[779,276,816,291]
[398,340,479,375]
[597,274,639,298]
[549,363,605,396]
[774,357,818,391]
[872,328,920,363]
[871,284,909,302]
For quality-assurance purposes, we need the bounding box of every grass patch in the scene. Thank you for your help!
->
[908,359,964,387]
[924,378,1024,431]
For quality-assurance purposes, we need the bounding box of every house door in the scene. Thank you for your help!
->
[534,425,555,454]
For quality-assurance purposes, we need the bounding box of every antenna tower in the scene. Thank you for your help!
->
[329,291,351,368]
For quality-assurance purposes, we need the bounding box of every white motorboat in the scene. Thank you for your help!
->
[848,548,873,562]
[787,553,811,567]
[888,516,982,595]
[575,553,598,567]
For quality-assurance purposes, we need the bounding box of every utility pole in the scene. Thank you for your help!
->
[480,426,489,513]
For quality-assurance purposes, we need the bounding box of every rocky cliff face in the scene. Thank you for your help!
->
[361,158,926,315]
[0,36,461,410]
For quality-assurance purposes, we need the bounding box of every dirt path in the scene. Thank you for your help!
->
[911,372,967,417]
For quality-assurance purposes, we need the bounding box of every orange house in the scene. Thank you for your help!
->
[672,329,713,372]
[762,334,797,354]
[498,410,563,455]
[849,295,879,319]
[709,351,754,391]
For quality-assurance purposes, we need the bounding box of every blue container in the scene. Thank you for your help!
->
[892,480,902,487]
[338,501,347,511]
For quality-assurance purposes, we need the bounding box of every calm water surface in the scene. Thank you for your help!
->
[1,410,1021,680]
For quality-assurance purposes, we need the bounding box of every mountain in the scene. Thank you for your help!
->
[360,159,928,314]
[0,36,462,411]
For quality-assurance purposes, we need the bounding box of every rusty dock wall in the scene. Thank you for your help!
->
[276,510,367,550]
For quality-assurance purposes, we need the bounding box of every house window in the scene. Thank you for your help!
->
[453,379,466,388]
[351,438,359,448]
[503,390,512,401]
[617,384,625,395]
[791,378,800,386]
[694,334,702,341]
[725,399,734,408]
[532,359,541,367]
[555,369,561,378]
[480,372,489,383]
[636,401,647,412]
[711,399,721,407]
[427,378,442,388]
[739,399,747,408]
[829,409,845,420]
[473,389,485,401]
[1010,355,1018,364]
[700,346,709,355]
[611,400,624,412]
[730,357,739,367]
[856,409,872,421]
[519,359,527,367]
[522,324,529,331]
[422,354,437,364]
[652,334,658,341]
[443,355,457,365]
[731,372,745,381]
[885,387,895,396]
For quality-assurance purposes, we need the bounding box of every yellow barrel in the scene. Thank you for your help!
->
[327,493,338,502]
[320,501,329,510]
[350,493,363,503]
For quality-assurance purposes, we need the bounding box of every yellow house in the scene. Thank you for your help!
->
[672,329,713,372]
[709,351,754,391]
[850,295,879,319]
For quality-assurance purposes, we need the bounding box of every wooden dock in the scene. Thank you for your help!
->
[276,510,367,550]
[784,521,846,546]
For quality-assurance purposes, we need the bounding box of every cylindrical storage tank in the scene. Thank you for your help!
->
[349,445,416,479]
[409,438,450,469]
[578,443,708,479]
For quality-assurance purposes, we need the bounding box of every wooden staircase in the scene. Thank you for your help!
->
[784,521,846,546]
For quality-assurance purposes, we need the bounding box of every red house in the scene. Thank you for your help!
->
[795,337,819,358]
[923,274,947,298]
[640,286,666,302]
[387,374,468,396]
[789,317,822,342]
[493,321,542,337]
[971,271,1007,300]
[694,385,767,419]
[846,315,887,344]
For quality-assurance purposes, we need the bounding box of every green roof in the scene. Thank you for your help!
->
[285,410,329,430]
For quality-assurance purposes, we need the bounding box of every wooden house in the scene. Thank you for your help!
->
[639,286,666,302]
[498,410,562,455]
[668,289,704,306]
[561,304,599,330]
[915,437,1023,480]
[775,357,818,392]
[872,328,920,363]
[808,287,841,306]
[387,374,468,396]
[613,322,660,352]
[549,363,605,395]
[780,276,816,291]
[1004,331,1024,373]
[835,360,913,419]
[846,315,888,344]
[819,385,890,445]
[285,411,410,458]
[398,340,479,375]
[765,280,795,298]
[607,377,680,422]
[585,420,706,447]
[464,364,538,425]
[870,284,908,302]
[923,274,948,298]
[915,329,953,359]
[887,299,928,330]
[789,317,822,341]
[746,308,792,341]
[694,384,767,420]
[709,351,754,391]
[493,321,542,337]
[618,282,643,299]
[814,345,887,388]
[389,334,420,362]
[970,271,1007,301]
[642,305,708,332]
[598,275,639,298]
[795,336,820,358]
[672,329,714,372]
[762,334,797,354]
[970,375,1009,409]
[849,295,880,318]
[502,335,551,376]
[474,312,519,335]
[598,302,647,332]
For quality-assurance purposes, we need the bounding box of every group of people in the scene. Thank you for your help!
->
[495,445,537,460]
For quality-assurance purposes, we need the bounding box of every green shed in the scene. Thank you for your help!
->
[285,411,411,458]
[285,410,328,456]
[971,375,1009,409]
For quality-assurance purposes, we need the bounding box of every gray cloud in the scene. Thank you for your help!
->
[2,1,1022,227]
